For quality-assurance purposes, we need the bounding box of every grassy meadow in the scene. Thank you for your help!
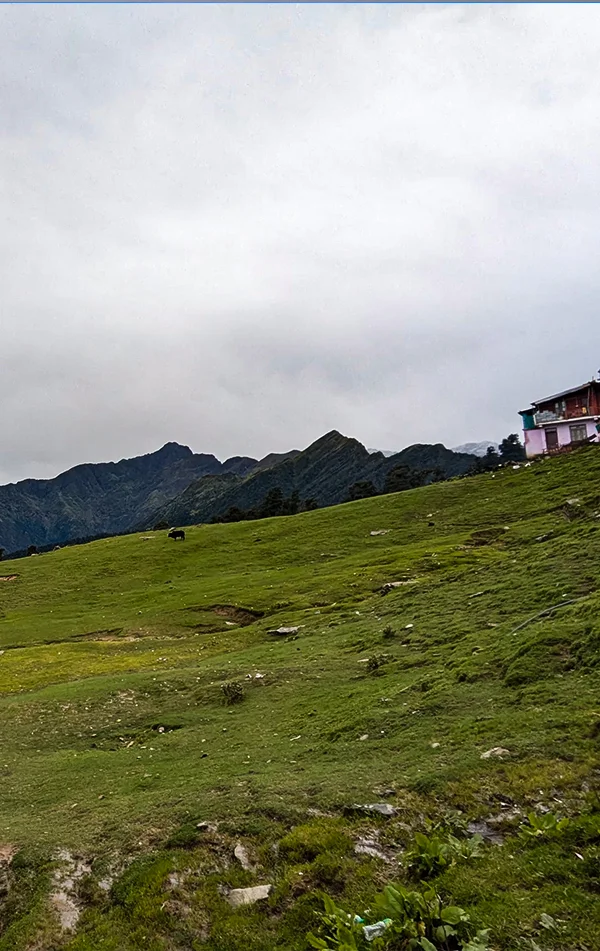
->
[1,447,599,950]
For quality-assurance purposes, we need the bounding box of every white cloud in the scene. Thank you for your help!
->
[1,4,600,481]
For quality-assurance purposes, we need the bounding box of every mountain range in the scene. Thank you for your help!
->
[0,433,475,554]
[451,440,499,457]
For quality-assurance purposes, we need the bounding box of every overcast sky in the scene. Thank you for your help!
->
[2,4,600,483]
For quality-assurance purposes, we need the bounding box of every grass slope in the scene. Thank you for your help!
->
[0,448,599,950]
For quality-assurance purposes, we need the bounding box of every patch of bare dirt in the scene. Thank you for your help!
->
[72,628,137,642]
[51,850,92,932]
[0,843,17,864]
[184,604,264,626]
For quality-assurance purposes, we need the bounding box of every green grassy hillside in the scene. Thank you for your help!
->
[1,448,599,950]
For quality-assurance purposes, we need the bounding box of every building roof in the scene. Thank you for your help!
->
[532,380,596,407]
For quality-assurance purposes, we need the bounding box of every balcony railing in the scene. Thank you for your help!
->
[534,406,590,425]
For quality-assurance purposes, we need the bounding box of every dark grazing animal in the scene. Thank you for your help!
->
[168,528,186,541]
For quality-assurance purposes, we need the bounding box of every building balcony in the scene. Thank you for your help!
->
[534,407,591,425]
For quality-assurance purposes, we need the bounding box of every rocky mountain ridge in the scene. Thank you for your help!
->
[147,431,474,529]
[0,435,474,553]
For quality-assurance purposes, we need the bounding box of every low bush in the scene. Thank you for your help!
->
[308,885,489,951]
[221,681,244,705]
[366,654,388,674]
[278,821,352,865]
[405,831,484,880]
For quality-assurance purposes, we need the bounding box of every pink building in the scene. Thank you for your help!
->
[519,380,600,458]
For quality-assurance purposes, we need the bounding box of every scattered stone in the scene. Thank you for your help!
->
[480,747,510,760]
[467,820,504,845]
[167,872,185,889]
[469,591,484,599]
[487,807,522,825]
[227,884,272,908]
[254,672,265,679]
[349,803,397,818]
[354,836,390,862]
[370,530,390,536]
[162,898,192,918]
[380,581,417,595]
[51,850,92,932]
[234,842,252,870]
[267,626,300,636]
[535,532,554,542]
[563,498,584,520]
[430,742,440,749]
[196,821,218,832]
[359,734,369,741]
[405,623,414,630]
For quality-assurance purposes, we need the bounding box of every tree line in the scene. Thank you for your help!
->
[346,434,526,502]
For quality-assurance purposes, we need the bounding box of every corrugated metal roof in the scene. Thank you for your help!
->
[533,381,595,406]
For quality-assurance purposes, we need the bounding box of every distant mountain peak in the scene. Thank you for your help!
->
[154,442,193,460]
[451,441,498,457]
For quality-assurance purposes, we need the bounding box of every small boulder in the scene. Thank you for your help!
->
[349,803,397,818]
[354,836,389,862]
[267,626,300,636]
[466,820,504,845]
[234,842,252,871]
[227,884,272,908]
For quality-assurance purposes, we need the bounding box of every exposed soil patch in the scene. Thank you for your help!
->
[185,604,264,626]
[72,628,135,642]
[0,843,17,864]
[466,527,508,547]
[213,605,264,625]
[0,575,18,582]
[51,849,91,932]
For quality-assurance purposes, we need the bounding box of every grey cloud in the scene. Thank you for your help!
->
[1,4,600,483]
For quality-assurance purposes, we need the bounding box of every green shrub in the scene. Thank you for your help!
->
[405,831,484,879]
[278,822,352,865]
[221,681,244,705]
[308,885,489,951]
[518,812,570,841]
[366,654,388,674]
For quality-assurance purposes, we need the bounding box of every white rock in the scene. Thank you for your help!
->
[227,884,272,907]
[480,747,510,760]
[234,842,252,870]
[352,803,397,817]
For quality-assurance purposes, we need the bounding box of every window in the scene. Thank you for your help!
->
[569,423,588,443]
[546,429,559,450]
